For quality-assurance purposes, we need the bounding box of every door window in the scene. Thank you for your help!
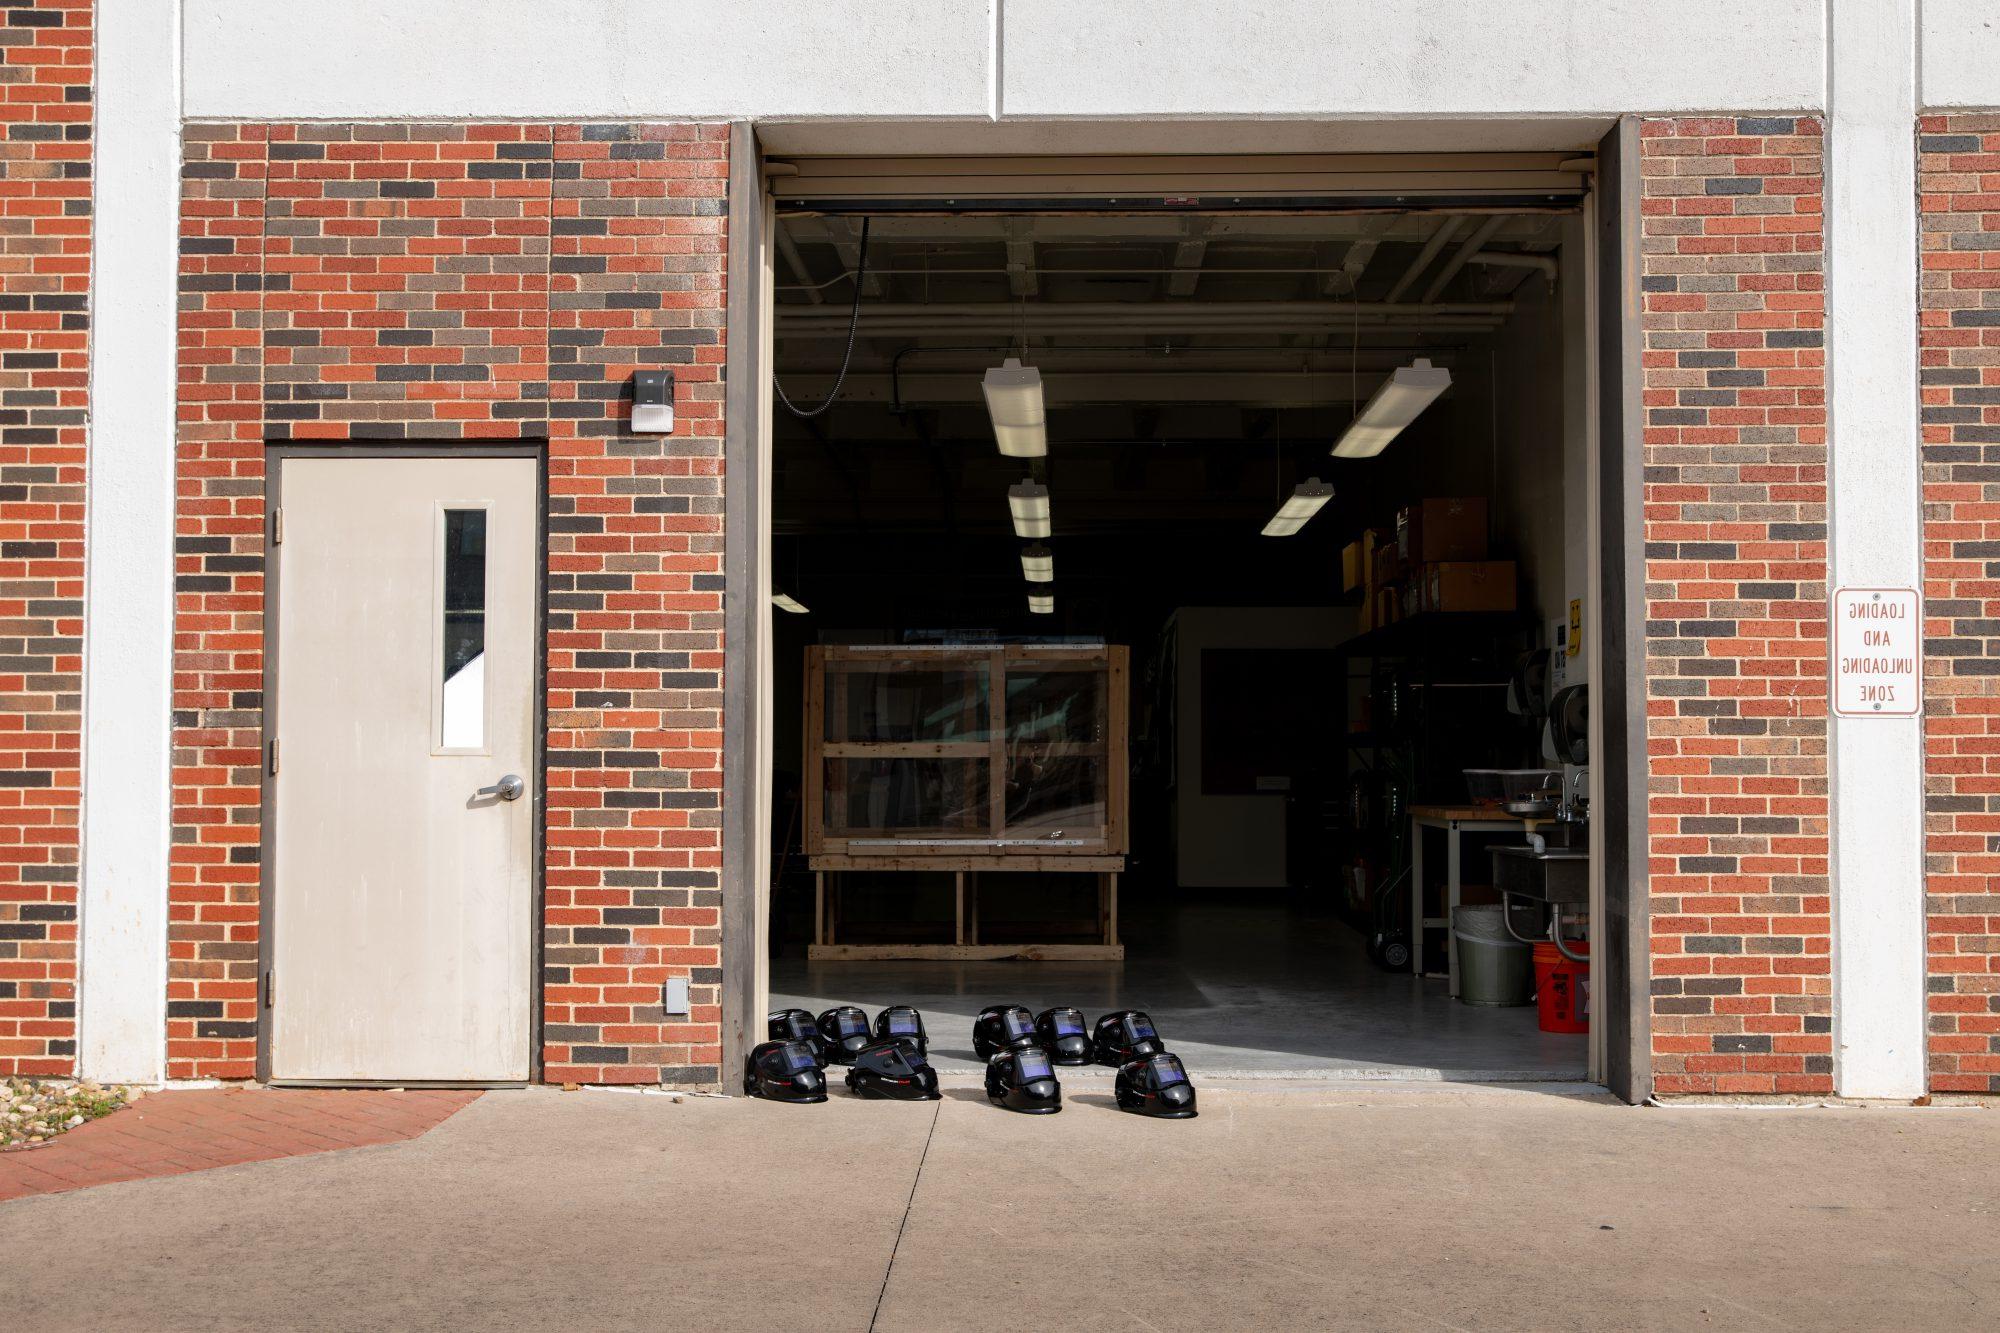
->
[439,507,488,750]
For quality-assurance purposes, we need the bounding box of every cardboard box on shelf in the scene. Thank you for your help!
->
[1341,540,1363,593]
[1364,527,1398,589]
[1397,497,1488,564]
[1423,560,1517,613]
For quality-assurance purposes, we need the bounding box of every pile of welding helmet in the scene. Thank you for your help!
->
[977,1004,1197,1118]
[745,1005,940,1103]
[748,1000,1195,1118]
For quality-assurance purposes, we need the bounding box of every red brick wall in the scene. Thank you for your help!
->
[0,0,89,1078]
[1918,114,2000,1095]
[1639,116,1833,1096]
[172,122,727,1083]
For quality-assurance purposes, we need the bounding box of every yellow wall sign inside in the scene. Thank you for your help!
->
[1567,598,1582,659]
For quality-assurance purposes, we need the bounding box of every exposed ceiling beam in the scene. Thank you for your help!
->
[775,227,824,305]
[1167,219,1211,298]
[1422,214,1508,304]
[1383,215,1464,304]
[1005,220,1038,297]
[1340,237,1381,293]
[827,217,883,298]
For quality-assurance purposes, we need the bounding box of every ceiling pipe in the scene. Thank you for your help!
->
[1466,251,1560,282]
[776,320,1507,341]
[1421,214,1508,304]
[777,299,1514,321]
[1382,216,1464,304]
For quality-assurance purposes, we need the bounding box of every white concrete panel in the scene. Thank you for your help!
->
[1001,0,1826,119]
[184,0,993,121]
[1921,0,2000,109]
[80,0,181,1084]
[185,0,1826,124]
[1826,0,1927,1099]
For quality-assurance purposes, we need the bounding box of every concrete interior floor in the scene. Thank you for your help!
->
[771,896,1588,1079]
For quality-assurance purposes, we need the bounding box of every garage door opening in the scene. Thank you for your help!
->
[761,198,1604,1082]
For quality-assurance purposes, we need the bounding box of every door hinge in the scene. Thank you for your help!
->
[268,738,279,775]
[270,507,282,544]
[263,970,273,1009]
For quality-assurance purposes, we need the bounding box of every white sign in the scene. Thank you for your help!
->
[1831,588,1921,717]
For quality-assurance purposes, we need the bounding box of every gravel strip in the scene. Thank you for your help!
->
[2,1078,138,1150]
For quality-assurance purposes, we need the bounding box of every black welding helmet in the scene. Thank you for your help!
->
[873,1005,928,1058]
[1115,1053,1197,1119]
[984,1047,1063,1114]
[844,1038,942,1101]
[742,1040,828,1104]
[973,1004,1039,1059]
[767,1009,828,1065]
[1034,1006,1091,1065]
[816,1006,873,1064]
[1092,1009,1164,1065]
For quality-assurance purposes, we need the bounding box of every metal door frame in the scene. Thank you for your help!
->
[256,441,549,1087]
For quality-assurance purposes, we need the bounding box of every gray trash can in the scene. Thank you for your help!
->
[1452,905,1533,1007]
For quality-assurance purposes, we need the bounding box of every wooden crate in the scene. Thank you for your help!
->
[802,643,1128,959]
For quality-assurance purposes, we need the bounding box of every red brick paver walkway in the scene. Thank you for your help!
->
[0,1087,481,1203]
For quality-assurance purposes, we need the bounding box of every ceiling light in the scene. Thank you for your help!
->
[772,591,810,614]
[1331,358,1452,459]
[1261,477,1334,537]
[983,357,1047,458]
[1027,592,1055,615]
[1020,544,1054,583]
[1008,481,1051,539]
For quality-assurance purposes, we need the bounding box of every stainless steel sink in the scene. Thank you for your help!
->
[1490,844,1589,904]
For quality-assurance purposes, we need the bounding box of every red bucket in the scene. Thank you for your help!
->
[1533,940,1590,1034]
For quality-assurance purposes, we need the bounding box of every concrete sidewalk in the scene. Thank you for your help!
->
[1,1081,1994,1331]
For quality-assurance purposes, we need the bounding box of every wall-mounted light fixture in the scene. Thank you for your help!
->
[632,369,675,434]
[1008,481,1051,538]
[1330,358,1450,459]
[983,357,1047,458]
[1261,477,1334,537]
[1020,543,1054,583]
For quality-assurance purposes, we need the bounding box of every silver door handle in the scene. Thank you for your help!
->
[478,774,525,802]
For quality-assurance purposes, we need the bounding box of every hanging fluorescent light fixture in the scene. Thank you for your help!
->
[1020,543,1054,583]
[1261,477,1334,537]
[772,591,810,614]
[1008,481,1051,538]
[983,357,1047,458]
[1027,592,1055,615]
[1330,358,1452,459]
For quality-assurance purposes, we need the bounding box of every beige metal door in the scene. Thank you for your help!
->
[269,455,537,1083]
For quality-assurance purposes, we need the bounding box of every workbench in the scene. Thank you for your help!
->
[1408,804,1525,995]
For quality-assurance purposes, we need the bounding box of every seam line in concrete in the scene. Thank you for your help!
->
[868,1099,941,1332]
